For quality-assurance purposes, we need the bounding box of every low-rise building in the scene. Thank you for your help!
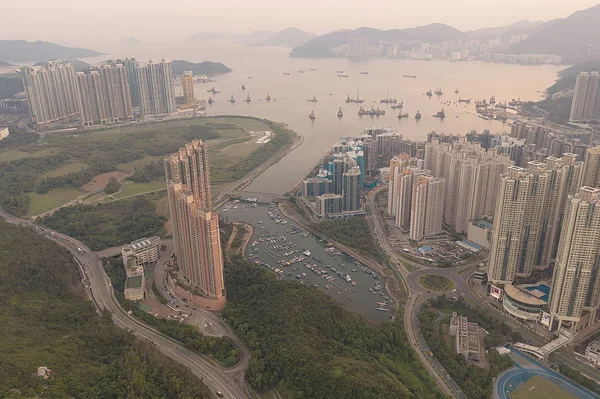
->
[0,126,9,140]
[121,236,161,265]
[449,312,481,361]
[585,341,600,365]
[502,284,548,321]
[124,256,145,301]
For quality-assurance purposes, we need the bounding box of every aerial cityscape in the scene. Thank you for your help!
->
[2,1,600,399]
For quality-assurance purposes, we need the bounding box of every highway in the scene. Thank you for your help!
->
[0,208,250,399]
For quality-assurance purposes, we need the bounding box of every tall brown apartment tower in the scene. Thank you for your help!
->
[182,71,195,106]
[164,140,225,304]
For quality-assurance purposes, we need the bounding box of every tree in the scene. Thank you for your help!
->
[104,176,120,194]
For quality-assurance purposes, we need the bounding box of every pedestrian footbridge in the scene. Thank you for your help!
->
[514,329,572,361]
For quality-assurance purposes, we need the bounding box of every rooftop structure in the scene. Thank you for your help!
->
[449,312,481,361]
[121,236,161,266]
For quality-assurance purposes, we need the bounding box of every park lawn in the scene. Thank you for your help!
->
[0,148,56,163]
[213,116,270,132]
[112,180,166,200]
[509,375,576,399]
[118,155,165,172]
[41,162,88,178]
[27,187,84,217]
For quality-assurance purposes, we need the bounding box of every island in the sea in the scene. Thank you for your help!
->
[171,60,231,76]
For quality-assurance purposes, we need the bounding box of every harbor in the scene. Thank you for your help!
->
[219,201,393,322]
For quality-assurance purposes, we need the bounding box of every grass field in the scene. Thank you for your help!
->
[27,187,84,217]
[41,162,88,178]
[213,116,270,132]
[420,274,455,292]
[111,180,166,200]
[118,155,164,172]
[510,375,576,399]
[0,148,56,163]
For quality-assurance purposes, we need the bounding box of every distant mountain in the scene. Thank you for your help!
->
[116,37,142,46]
[171,60,231,76]
[185,32,246,41]
[546,60,600,97]
[290,23,465,58]
[247,28,316,47]
[467,20,544,39]
[509,5,600,63]
[239,30,274,44]
[33,58,92,72]
[0,40,102,63]
[0,61,12,66]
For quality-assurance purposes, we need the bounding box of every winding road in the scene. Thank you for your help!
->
[0,207,250,399]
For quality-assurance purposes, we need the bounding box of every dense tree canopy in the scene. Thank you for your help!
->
[0,218,211,399]
[223,255,445,399]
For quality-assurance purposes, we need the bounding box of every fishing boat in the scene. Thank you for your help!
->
[433,108,446,118]
[245,94,251,102]
[337,74,348,78]
[208,97,213,105]
[337,106,343,118]
[380,89,397,104]
[490,95,496,104]
[207,87,220,94]
[459,98,471,104]
[415,111,422,119]
[336,70,344,73]
[398,112,409,118]
[241,83,245,90]
[309,68,316,71]
[391,101,403,109]
[283,72,290,75]
[298,69,304,73]
[426,89,432,97]
[307,96,318,103]
[434,88,444,96]
[266,93,271,101]
[455,88,460,94]
[375,307,389,312]
[359,71,369,75]
[309,111,315,120]
[403,74,417,78]
[229,94,235,103]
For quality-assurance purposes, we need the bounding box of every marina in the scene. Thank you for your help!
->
[219,201,394,322]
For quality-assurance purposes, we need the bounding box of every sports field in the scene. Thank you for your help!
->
[510,375,576,399]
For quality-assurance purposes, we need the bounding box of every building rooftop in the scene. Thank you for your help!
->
[126,275,143,289]
[504,284,548,306]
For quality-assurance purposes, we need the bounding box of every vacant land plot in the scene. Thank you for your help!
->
[420,274,455,292]
[27,187,84,217]
[0,148,56,163]
[41,162,88,178]
[112,180,166,200]
[82,171,129,192]
[510,375,576,399]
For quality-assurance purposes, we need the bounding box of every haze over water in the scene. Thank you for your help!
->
[90,41,562,194]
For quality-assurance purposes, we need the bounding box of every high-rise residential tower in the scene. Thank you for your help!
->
[548,187,600,332]
[409,175,445,241]
[570,71,600,123]
[164,140,225,306]
[147,58,177,115]
[182,71,195,106]
[342,166,361,212]
[20,61,80,125]
[582,145,600,188]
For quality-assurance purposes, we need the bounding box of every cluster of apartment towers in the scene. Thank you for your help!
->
[19,58,197,127]
[387,135,600,332]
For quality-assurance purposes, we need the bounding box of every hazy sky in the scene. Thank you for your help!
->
[2,0,598,44]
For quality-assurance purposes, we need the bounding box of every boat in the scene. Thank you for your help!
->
[415,111,422,119]
[433,108,445,118]
[266,93,271,101]
[307,96,318,103]
[208,97,213,105]
[434,88,444,96]
[458,98,471,104]
[298,69,304,73]
[426,89,432,97]
[375,307,389,312]
[455,88,459,94]
[490,95,496,104]
[403,74,417,78]
[345,90,365,104]
[337,106,343,118]
[351,281,357,286]
[245,94,251,102]
[398,112,409,118]
[309,111,315,120]
[309,68,316,71]
[207,87,220,94]
[359,106,385,116]
[345,275,352,282]
[338,74,349,78]
[391,101,404,109]
[336,70,344,73]
[229,94,235,103]
[241,83,245,90]
[359,71,369,75]
[283,72,290,75]
[380,89,397,104]
[303,250,311,256]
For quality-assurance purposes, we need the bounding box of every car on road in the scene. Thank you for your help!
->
[216,391,224,397]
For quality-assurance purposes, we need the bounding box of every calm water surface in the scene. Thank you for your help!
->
[90,41,561,194]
